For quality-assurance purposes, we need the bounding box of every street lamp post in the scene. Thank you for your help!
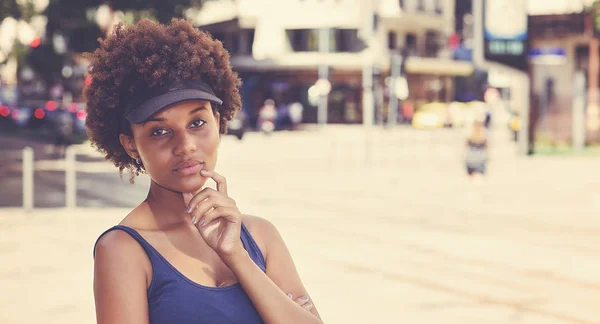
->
[360,7,377,128]
[387,52,403,127]
[318,28,330,126]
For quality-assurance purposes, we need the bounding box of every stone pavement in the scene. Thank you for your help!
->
[1,127,600,323]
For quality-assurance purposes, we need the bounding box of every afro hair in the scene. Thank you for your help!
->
[83,18,241,177]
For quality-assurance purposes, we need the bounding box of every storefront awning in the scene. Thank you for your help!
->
[404,57,474,77]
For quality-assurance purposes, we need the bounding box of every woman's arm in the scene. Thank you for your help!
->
[224,216,322,324]
[94,230,150,324]
[186,170,323,323]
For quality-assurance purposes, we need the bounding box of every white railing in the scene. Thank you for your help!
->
[17,146,78,211]
[22,147,34,211]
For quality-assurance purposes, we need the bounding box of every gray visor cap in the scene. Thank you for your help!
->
[123,80,223,124]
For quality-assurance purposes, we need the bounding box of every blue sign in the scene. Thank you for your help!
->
[483,0,528,70]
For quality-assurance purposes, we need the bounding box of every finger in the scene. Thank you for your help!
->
[190,199,219,225]
[302,301,313,311]
[189,195,236,224]
[200,169,228,195]
[294,296,310,306]
[185,188,218,213]
[199,207,239,227]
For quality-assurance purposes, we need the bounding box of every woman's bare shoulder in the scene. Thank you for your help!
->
[94,205,149,261]
[94,226,144,261]
[242,215,282,257]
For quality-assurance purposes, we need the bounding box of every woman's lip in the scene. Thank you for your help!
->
[174,163,202,176]
[174,160,202,170]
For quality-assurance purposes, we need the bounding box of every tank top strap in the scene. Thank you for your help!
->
[94,224,266,272]
[93,225,161,262]
[240,222,267,272]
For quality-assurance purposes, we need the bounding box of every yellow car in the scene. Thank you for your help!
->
[411,102,449,129]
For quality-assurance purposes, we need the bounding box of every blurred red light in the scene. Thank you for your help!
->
[0,106,9,117]
[45,101,58,111]
[34,108,45,119]
[85,76,92,86]
[29,36,41,48]
[77,110,87,120]
[11,109,20,120]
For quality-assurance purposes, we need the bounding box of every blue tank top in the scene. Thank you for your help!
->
[94,224,266,324]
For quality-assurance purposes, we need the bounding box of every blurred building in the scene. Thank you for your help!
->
[189,0,471,125]
[528,0,600,143]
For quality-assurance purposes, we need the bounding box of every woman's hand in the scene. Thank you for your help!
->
[288,294,314,312]
[184,169,245,259]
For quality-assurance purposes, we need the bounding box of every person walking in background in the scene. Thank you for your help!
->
[289,101,304,130]
[86,19,321,324]
[465,118,489,186]
[53,106,73,158]
[257,98,277,133]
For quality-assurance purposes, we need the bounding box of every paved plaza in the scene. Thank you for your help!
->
[1,127,599,323]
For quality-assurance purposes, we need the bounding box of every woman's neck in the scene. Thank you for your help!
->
[142,180,199,230]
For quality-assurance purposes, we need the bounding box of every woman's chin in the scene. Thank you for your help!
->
[174,177,208,193]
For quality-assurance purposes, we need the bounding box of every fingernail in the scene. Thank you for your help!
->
[287,293,292,299]
[186,206,191,213]
[200,169,208,175]
[199,218,205,226]
[301,296,309,300]
[191,216,196,224]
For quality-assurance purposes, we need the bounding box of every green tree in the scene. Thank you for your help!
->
[3,0,201,92]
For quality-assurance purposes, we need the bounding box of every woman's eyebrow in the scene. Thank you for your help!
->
[189,106,209,114]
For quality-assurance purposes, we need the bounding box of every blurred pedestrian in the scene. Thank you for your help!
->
[289,101,304,130]
[465,119,489,186]
[86,19,321,324]
[53,106,73,158]
[257,98,277,133]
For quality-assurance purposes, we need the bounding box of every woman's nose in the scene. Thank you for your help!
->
[174,132,197,155]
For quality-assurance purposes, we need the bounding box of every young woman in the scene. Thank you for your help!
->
[87,19,322,324]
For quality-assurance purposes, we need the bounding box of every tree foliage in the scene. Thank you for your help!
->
[2,0,201,90]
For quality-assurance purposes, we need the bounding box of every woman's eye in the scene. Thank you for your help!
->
[190,119,206,128]
[151,129,169,136]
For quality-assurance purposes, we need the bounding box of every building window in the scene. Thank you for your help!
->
[399,0,404,9]
[405,33,417,56]
[334,29,366,52]
[228,32,239,55]
[388,31,397,50]
[287,29,365,52]
[434,0,442,14]
[287,29,319,52]
[424,31,440,57]
[245,29,255,55]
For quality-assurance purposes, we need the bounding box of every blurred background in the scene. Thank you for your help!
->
[1,0,600,323]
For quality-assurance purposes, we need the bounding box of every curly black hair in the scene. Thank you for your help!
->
[83,18,241,178]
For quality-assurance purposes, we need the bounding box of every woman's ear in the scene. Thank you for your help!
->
[119,133,138,159]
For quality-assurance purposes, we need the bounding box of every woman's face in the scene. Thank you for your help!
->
[123,99,220,193]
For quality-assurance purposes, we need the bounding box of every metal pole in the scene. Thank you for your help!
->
[573,71,587,151]
[388,53,402,127]
[516,72,531,155]
[318,28,329,126]
[65,146,76,208]
[22,147,34,211]
[363,65,374,127]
